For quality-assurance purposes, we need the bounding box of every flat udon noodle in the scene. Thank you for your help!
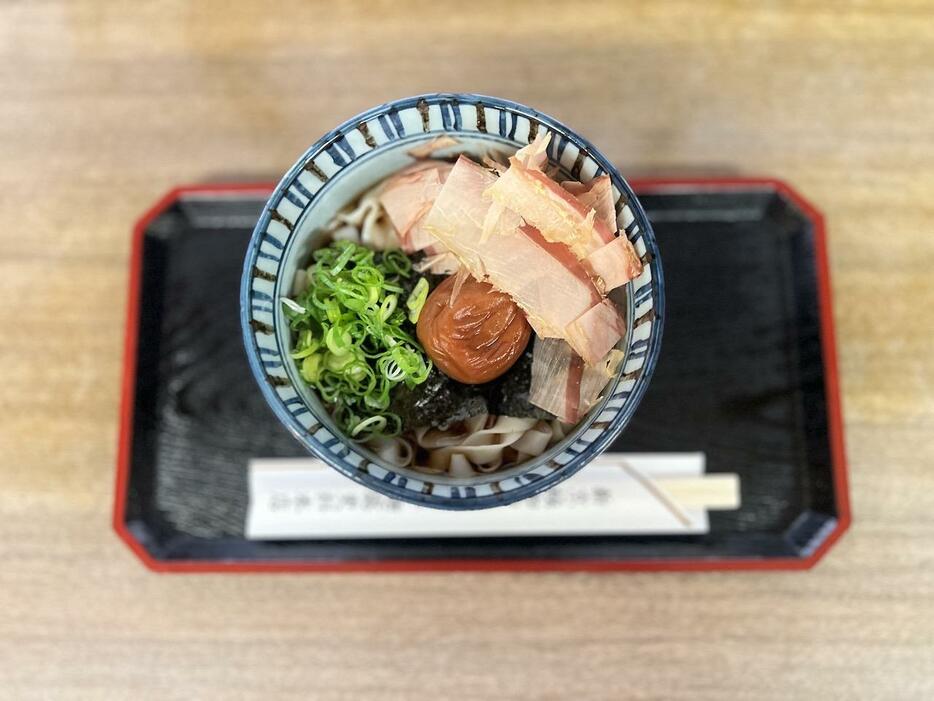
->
[326,188,400,251]
[418,415,557,476]
[366,415,564,478]
[548,418,571,442]
[367,435,414,468]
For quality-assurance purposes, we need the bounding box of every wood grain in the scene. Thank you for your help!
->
[1,1,933,699]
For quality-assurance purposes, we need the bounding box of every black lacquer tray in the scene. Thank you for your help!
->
[115,179,849,572]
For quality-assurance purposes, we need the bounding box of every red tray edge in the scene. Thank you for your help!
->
[113,178,850,574]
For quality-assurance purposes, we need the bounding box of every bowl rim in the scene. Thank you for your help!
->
[240,92,665,509]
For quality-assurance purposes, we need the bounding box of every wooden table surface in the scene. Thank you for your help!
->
[2,1,933,699]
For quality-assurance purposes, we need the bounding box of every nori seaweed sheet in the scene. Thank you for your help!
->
[390,341,554,430]
[389,368,490,430]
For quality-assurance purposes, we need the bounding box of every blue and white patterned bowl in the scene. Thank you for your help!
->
[241,93,664,509]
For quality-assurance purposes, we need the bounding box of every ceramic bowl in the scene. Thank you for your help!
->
[241,93,664,509]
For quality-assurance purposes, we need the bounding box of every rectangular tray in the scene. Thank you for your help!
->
[115,179,849,572]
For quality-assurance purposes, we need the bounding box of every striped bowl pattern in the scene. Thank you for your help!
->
[240,93,664,509]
